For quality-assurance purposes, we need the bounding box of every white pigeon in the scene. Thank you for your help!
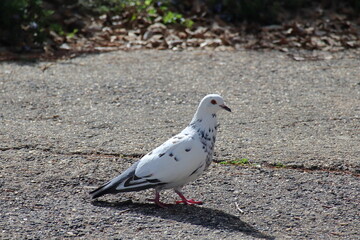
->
[90,94,231,207]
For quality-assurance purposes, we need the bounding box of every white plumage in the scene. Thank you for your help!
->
[90,94,231,207]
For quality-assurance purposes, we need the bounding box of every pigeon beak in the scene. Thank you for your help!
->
[220,104,231,112]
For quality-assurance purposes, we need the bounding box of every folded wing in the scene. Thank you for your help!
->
[135,133,207,184]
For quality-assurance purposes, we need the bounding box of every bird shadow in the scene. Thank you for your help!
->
[92,200,274,239]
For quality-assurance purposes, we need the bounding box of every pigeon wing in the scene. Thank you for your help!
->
[135,133,207,185]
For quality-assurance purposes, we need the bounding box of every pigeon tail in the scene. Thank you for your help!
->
[90,181,113,199]
[89,161,166,199]
[90,161,140,199]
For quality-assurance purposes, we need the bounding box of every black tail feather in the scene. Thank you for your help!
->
[88,161,166,199]
[89,161,140,199]
[90,181,114,199]
[89,181,162,199]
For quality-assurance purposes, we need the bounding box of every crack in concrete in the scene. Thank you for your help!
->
[213,160,360,177]
[2,145,358,176]
[0,145,38,151]
[0,145,143,159]
[263,162,360,177]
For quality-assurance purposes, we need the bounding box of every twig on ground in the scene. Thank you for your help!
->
[117,209,131,214]
[234,202,244,214]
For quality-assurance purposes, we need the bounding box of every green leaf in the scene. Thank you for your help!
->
[163,11,183,24]
[66,28,78,38]
[144,0,153,6]
[183,19,194,28]
[131,13,137,21]
[50,23,64,35]
[147,7,156,16]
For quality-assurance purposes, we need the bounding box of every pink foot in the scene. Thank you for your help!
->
[175,190,203,205]
[147,191,169,208]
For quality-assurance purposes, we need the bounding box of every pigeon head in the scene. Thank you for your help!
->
[198,94,231,114]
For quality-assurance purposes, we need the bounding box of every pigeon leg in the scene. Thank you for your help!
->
[175,190,203,205]
[147,190,169,208]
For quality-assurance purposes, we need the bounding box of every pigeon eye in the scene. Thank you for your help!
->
[211,99,217,105]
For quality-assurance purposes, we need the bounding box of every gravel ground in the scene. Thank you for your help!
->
[1,50,359,239]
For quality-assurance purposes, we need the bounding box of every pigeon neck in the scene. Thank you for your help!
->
[190,109,217,129]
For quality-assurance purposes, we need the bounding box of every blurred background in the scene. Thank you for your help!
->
[1,0,359,59]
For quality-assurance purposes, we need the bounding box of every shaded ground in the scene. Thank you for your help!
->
[1,50,359,239]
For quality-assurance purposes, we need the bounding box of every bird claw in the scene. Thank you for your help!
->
[175,199,203,205]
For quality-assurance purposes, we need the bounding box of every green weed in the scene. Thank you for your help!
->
[219,158,250,165]
[273,162,286,168]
